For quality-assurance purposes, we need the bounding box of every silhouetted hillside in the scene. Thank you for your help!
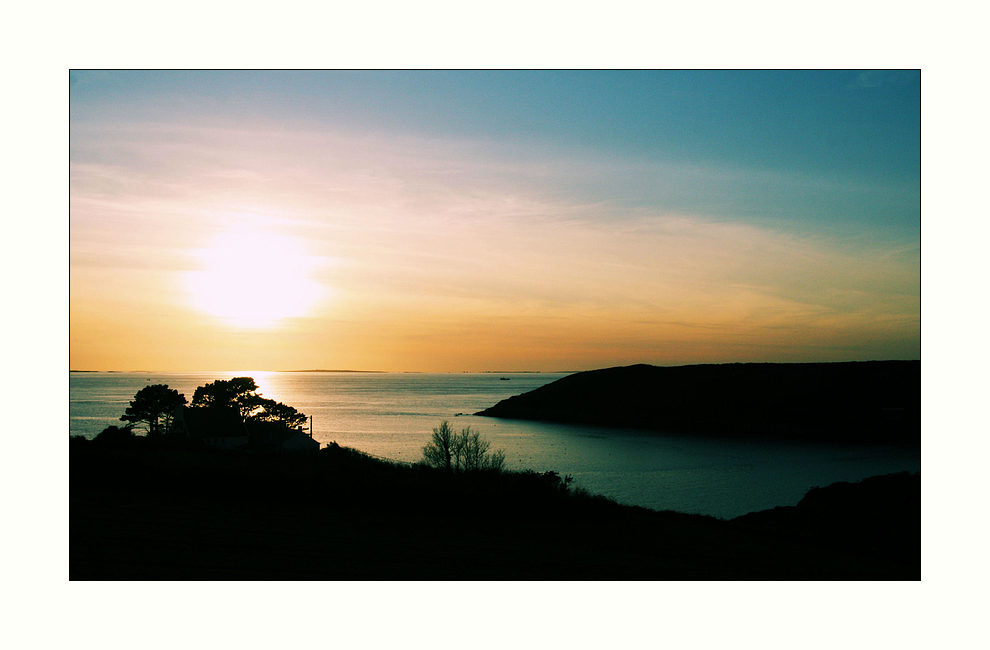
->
[732,472,921,565]
[70,438,920,580]
[476,361,920,443]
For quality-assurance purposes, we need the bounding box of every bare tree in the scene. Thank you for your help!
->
[457,427,488,471]
[422,420,457,471]
[422,421,505,472]
[482,447,506,472]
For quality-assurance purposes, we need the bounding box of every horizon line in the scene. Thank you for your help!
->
[69,359,920,375]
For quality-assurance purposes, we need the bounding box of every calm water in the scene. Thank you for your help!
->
[69,371,921,519]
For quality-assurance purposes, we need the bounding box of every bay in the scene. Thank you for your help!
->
[69,371,921,519]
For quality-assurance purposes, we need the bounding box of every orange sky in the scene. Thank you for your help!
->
[69,71,920,372]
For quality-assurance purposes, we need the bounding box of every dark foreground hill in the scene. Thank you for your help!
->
[732,472,921,566]
[70,438,919,580]
[476,361,920,443]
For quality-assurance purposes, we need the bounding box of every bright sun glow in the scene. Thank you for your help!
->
[186,228,324,328]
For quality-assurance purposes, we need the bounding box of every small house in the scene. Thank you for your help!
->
[173,404,320,454]
[246,419,321,455]
[173,404,249,450]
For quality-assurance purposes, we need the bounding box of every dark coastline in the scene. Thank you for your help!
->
[476,361,921,444]
[70,360,921,580]
[70,438,920,580]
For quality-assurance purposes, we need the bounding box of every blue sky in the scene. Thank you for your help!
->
[71,69,920,230]
[70,70,920,174]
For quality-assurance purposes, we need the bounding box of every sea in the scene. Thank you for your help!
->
[69,370,922,520]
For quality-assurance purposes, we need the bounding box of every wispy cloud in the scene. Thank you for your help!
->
[70,114,920,370]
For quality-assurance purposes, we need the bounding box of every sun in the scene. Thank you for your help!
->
[186,228,324,328]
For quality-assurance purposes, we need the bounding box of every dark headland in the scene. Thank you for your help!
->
[476,361,920,444]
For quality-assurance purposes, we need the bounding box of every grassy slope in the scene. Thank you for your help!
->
[70,441,920,580]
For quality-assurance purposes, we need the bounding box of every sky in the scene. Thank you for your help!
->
[69,70,920,372]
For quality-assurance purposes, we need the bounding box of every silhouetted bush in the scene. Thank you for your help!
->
[94,425,135,444]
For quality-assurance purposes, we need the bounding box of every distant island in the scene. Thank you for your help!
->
[284,369,386,373]
[477,361,920,444]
